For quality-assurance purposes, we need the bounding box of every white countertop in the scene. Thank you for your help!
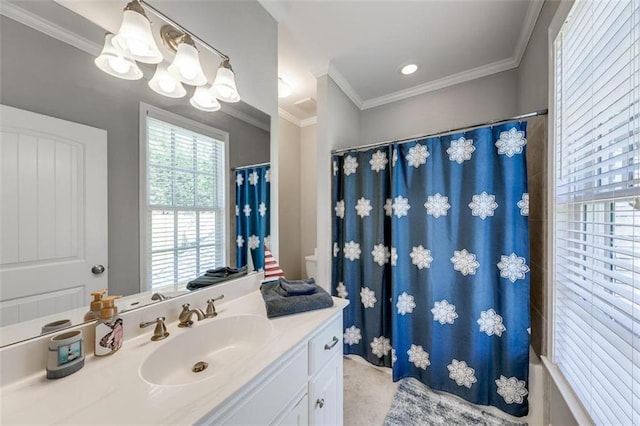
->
[0,291,349,425]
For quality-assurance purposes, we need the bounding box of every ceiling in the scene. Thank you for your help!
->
[262,0,543,125]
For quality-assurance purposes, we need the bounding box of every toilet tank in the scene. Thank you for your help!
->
[305,249,317,279]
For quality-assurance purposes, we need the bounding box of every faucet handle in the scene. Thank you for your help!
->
[139,317,169,341]
[205,295,224,318]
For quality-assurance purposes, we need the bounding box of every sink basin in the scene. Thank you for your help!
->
[139,314,273,386]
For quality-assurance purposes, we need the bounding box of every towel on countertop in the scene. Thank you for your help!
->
[187,266,247,290]
[260,280,334,318]
[279,277,317,296]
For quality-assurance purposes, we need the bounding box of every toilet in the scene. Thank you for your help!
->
[305,248,317,279]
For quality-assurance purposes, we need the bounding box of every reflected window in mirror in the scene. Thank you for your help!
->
[140,104,229,291]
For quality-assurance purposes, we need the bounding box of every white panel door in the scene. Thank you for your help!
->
[0,104,107,326]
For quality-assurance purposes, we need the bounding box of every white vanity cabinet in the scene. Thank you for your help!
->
[200,313,344,426]
[308,315,343,425]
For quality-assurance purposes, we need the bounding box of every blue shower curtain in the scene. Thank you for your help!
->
[235,165,270,271]
[332,123,530,417]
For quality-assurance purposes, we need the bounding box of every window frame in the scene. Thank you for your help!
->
[138,102,230,292]
[546,0,638,424]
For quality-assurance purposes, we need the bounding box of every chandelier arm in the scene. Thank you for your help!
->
[138,0,230,62]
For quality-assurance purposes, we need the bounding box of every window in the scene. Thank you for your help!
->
[553,0,639,424]
[141,106,227,290]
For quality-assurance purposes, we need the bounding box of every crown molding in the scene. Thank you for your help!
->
[512,0,545,66]
[0,1,101,56]
[223,105,271,132]
[314,0,544,111]
[300,116,317,127]
[326,64,364,109]
[278,107,302,126]
[361,57,518,110]
[278,108,316,128]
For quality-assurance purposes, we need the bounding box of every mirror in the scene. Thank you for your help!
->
[0,1,271,346]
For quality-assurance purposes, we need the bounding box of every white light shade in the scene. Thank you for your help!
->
[112,9,163,64]
[190,85,221,112]
[148,63,186,98]
[168,42,207,86]
[211,60,240,103]
[95,33,142,80]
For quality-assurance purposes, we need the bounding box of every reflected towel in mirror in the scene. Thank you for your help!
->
[186,266,247,290]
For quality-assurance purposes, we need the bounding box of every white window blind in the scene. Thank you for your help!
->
[554,0,640,424]
[145,116,226,289]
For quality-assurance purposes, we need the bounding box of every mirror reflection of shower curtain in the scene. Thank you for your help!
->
[235,165,270,271]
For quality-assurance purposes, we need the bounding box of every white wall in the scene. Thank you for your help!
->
[360,69,519,146]
[316,75,361,290]
[300,124,318,276]
[277,117,302,278]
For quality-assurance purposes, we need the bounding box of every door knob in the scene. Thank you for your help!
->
[91,265,105,275]
[316,398,324,408]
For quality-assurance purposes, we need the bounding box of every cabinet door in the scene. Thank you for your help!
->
[275,393,309,426]
[309,354,343,426]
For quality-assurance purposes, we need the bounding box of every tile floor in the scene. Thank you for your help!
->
[343,356,398,425]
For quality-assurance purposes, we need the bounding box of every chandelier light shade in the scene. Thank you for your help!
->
[148,63,186,98]
[95,33,143,80]
[211,59,241,103]
[167,35,208,86]
[190,85,221,112]
[95,0,240,112]
[112,1,163,64]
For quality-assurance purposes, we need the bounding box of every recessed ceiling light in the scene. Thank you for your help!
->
[400,64,418,75]
[278,77,292,98]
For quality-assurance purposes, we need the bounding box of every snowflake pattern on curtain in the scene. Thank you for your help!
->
[236,165,270,271]
[332,122,530,417]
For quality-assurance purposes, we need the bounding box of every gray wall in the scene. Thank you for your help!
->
[516,1,561,114]
[316,75,361,290]
[359,69,519,146]
[0,16,270,296]
[150,1,278,118]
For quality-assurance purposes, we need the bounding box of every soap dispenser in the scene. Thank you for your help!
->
[84,289,106,321]
[94,296,123,357]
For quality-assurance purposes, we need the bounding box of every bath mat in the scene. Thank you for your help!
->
[384,378,527,426]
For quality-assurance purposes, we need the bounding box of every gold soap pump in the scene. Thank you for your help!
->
[84,289,106,321]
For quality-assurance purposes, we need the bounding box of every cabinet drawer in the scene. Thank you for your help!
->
[308,315,342,375]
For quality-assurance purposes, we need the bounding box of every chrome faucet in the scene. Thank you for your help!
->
[178,303,205,327]
[140,317,169,341]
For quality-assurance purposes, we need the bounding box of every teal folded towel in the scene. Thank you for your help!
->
[260,281,334,318]
[279,277,317,296]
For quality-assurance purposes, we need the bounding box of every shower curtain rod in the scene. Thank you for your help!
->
[232,161,271,171]
[331,109,548,155]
